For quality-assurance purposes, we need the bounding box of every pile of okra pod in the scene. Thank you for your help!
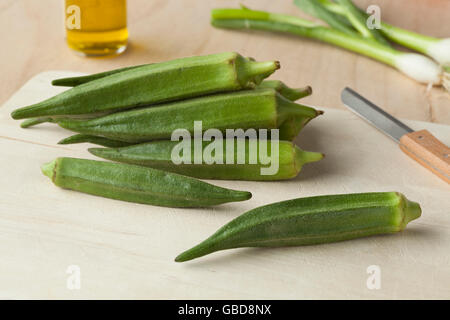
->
[11,52,421,262]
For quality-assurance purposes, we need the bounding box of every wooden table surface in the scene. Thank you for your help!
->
[1,0,449,123]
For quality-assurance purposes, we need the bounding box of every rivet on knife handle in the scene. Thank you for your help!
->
[399,130,450,184]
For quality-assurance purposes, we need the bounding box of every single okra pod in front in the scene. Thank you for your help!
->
[88,140,323,181]
[257,80,312,101]
[11,52,280,120]
[175,192,421,262]
[41,158,252,208]
[56,88,322,143]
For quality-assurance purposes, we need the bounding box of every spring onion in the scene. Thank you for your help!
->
[211,7,443,86]
[292,0,357,36]
[316,0,450,66]
[334,0,390,46]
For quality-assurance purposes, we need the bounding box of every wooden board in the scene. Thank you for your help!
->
[0,71,449,299]
[1,0,449,125]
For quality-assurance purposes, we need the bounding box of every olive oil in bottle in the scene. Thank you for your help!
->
[65,0,128,56]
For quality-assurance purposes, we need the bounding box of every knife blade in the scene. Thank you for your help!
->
[341,87,450,184]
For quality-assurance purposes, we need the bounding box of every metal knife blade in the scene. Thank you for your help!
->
[341,87,413,142]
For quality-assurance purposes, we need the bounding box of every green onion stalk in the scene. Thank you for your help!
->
[297,0,389,45]
[316,0,450,67]
[211,7,446,90]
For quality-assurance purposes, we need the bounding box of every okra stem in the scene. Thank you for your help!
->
[242,60,281,82]
[258,80,312,101]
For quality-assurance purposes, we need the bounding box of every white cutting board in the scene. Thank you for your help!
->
[0,71,449,299]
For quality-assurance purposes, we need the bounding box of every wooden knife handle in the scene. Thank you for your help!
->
[399,130,450,184]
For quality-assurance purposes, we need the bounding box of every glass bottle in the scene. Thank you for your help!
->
[65,0,128,57]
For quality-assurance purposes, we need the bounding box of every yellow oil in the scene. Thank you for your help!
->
[65,0,128,56]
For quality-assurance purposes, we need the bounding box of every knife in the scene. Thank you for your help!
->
[341,87,450,184]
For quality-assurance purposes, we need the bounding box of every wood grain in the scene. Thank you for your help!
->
[400,130,450,184]
[0,72,449,299]
[0,0,449,123]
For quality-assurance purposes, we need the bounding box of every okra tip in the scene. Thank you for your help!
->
[41,159,57,180]
[20,117,54,128]
[11,109,24,120]
[291,85,313,100]
[174,241,216,263]
[51,78,73,87]
[58,134,86,145]
[57,137,73,145]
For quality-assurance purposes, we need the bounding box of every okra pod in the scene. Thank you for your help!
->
[58,134,134,148]
[56,89,322,143]
[50,57,256,87]
[54,75,312,102]
[11,52,280,120]
[257,80,312,101]
[41,157,252,208]
[175,192,421,262]
[88,140,323,180]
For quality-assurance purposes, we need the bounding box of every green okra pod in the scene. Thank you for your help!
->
[58,134,134,148]
[176,192,421,262]
[257,80,312,101]
[11,52,280,120]
[56,88,322,143]
[41,157,252,208]
[51,57,257,87]
[88,140,323,181]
